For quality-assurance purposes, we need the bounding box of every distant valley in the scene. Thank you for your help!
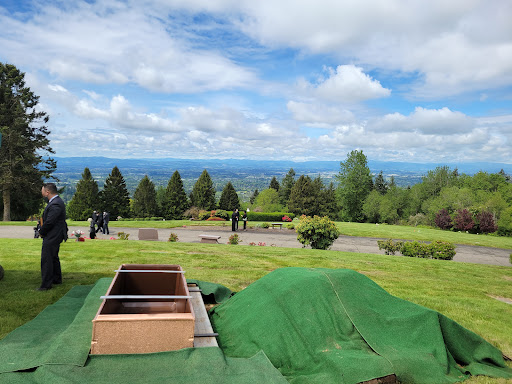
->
[51,157,512,203]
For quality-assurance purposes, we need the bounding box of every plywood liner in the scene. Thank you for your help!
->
[91,264,195,355]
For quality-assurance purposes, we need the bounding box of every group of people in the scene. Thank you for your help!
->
[89,210,110,239]
[231,209,248,231]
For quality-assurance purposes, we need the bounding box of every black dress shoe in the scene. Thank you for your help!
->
[37,287,51,291]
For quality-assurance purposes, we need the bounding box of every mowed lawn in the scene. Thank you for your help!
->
[1,234,511,383]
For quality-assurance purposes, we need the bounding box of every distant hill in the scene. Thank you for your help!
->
[50,157,511,203]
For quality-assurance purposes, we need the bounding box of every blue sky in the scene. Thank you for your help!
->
[1,0,511,163]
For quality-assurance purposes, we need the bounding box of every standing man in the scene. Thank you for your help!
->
[102,211,110,235]
[38,183,67,291]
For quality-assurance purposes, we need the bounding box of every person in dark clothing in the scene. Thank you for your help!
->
[231,209,238,231]
[88,218,96,239]
[102,211,110,235]
[234,208,240,230]
[92,210,98,228]
[38,183,67,291]
[96,211,104,234]
[242,211,248,231]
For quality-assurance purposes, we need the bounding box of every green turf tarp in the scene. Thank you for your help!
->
[1,269,511,383]
[210,268,512,384]
[0,278,285,383]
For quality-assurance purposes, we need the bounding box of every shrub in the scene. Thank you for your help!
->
[168,233,179,242]
[117,232,129,240]
[285,223,295,230]
[377,239,404,255]
[401,241,431,258]
[478,210,497,234]
[249,242,256,246]
[435,209,452,230]
[430,240,456,260]
[408,213,430,227]
[198,210,211,221]
[261,222,270,228]
[206,217,225,221]
[150,217,164,221]
[246,212,295,222]
[296,215,340,250]
[282,215,292,222]
[228,234,240,245]
[184,207,201,219]
[214,210,230,220]
[454,209,474,231]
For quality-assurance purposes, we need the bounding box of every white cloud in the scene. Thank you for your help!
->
[0,1,257,93]
[287,101,355,126]
[297,65,390,103]
[372,107,474,135]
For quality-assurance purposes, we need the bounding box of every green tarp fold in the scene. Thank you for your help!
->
[210,268,512,384]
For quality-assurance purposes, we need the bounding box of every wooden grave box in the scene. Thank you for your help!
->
[90,264,195,355]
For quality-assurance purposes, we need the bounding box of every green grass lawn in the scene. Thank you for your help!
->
[4,219,512,249]
[0,238,511,383]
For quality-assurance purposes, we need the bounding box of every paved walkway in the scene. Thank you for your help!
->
[1,225,511,267]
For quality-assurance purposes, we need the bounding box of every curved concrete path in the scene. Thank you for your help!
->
[1,225,511,267]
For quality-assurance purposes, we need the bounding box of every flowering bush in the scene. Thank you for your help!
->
[168,233,179,242]
[258,242,266,246]
[282,215,292,222]
[228,234,240,245]
[117,232,130,240]
[249,242,256,246]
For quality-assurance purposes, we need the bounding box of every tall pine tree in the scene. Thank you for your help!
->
[374,171,388,195]
[279,168,296,206]
[67,167,99,220]
[162,170,189,219]
[250,189,259,205]
[269,176,280,191]
[100,166,130,219]
[288,175,315,216]
[1,63,56,221]
[218,181,240,211]
[132,175,158,218]
[190,170,216,210]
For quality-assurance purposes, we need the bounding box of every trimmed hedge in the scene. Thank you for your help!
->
[377,239,456,260]
[245,212,295,222]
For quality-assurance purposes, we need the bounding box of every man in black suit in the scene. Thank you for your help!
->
[38,183,67,291]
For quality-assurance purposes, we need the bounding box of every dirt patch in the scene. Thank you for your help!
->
[503,276,512,281]
[488,295,512,305]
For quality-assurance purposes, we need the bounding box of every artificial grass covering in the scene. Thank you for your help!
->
[211,268,512,383]
[1,237,511,383]
[1,270,511,383]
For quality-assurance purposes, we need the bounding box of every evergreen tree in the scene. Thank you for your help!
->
[67,168,99,220]
[162,170,189,219]
[132,175,158,218]
[190,170,216,210]
[249,189,259,205]
[288,175,315,216]
[374,171,388,195]
[100,166,130,219]
[269,176,280,191]
[321,182,338,219]
[1,63,56,221]
[336,150,373,222]
[279,168,296,206]
[218,181,240,211]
